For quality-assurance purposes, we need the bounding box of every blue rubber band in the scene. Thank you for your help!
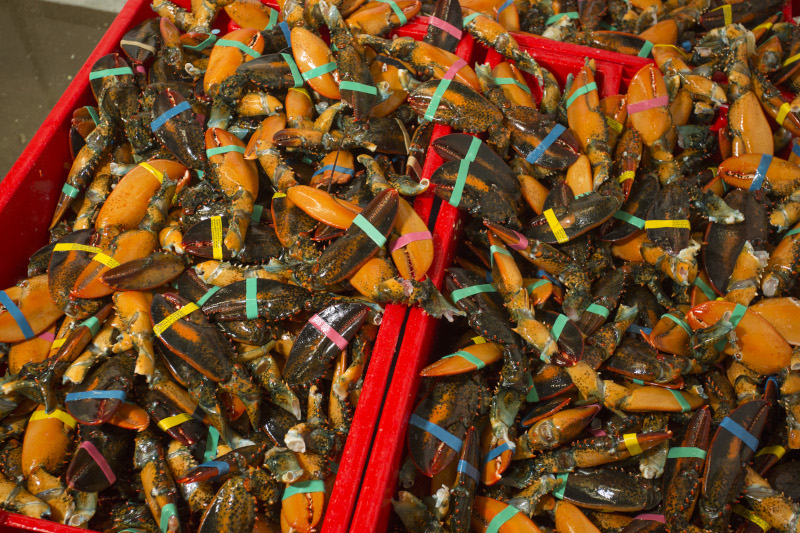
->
[352,214,388,247]
[408,414,462,451]
[88,67,133,80]
[526,124,565,165]
[526,373,539,403]
[545,11,579,24]
[215,39,261,58]
[312,164,355,177]
[552,473,569,499]
[694,277,716,300]
[793,141,800,159]
[536,270,562,288]
[766,376,780,399]
[66,390,127,402]
[281,53,303,88]
[527,280,549,292]
[750,154,772,191]
[787,227,800,236]
[376,0,408,25]
[450,283,497,303]
[728,303,748,330]
[627,324,652,335]
[150,101,191,131]
[442,350,486,369]
[279,21,292,46]
[566,82,597,108]
[251,204,264,223]
[662,313,692,336]
[199,460,230,477]
[301,61,337,81]
[720,416,759,451]
[245,277,259,320]
[457,459,480,481]
[0,290,34,340]
[462,12,481,25]
[632,378,645,385]
[483,441,515,464]
[496,0,514,17]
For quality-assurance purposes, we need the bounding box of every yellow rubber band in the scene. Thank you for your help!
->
[53,243,102,254]
[543,209,568,243]
[776,102,791,125]
[623,433,644,455]
[645,219,690,229]
[732,504,770,530]
[30,409,77,429]
[723,4,732,25]
[50,338,66,350]
[92,253,120,268]
[273,192,287,198]
[618,171,635,183]
[755,445,786,459]
[472,336,486,344]
[754,21,773,31]
[653,43,688,57]
[784,52,800,67]
[153,303,199,337]
[157,413,193,431]
[606,116,623,133]
[140,162,164,184]
[211,216,223,260]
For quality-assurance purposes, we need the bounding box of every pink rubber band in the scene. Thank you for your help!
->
[429,16,463,40]
[135,65,146,75]
[38,331,56,342]
[588,427,607,437]
[508,230,529,250]
[391,231,433,252]
[309,314,349,350]
[627,95,668,115]
[443,59,467,80]
[80,441,116,485]
[635,514,665,523]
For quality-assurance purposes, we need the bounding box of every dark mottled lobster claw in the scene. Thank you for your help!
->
[432,133,518,196]
[66,424,131,492]
[539,309,584,364]
[200,278,319,322]
[600,174,659,242]
[47,230,106,318]
[120,18,160,65]
[506,107,581,170]
[65,351,135,425]
[645,181,691,255]
[144,389,205,446]
[182,216,283,264]
[524,190,621,244]
[151,89,208,170]
[424,0,463,52]
[101,252,185,291]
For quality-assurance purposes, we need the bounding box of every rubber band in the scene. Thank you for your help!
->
[312,164,355,177]
[51,338,66,350]
[566,82,597,108]
[251,204,264,223]
[750,154,772,191]
[712,3,732,26]
[407,155,423,177]
[206,145,245,157]
[280,53,304,88]
[694,277,716,300]
[183,34,217,51]
[792,141,800,160]
[279,21,291,46]
[375,55,406,71]
[727,303,747,330]
[606,116,623,133]
[483,441,515,464]
[302,61,337,81]
[720,416,759,451]
[526,124,566,165]
[552,473,568,499]
[550,313,569,341]
[245,277,259,320]
[496,0,515,17]
[66,390,126,402]
[137,162,164,184]
[215,39,261,58]
[38,331,55,342]
[755,445,785,459]
[615,171,634,185]
[442,350,486,369]
[390,231,432,252]
[503,230,527,251]
[450,284,497,303]
[424,79,452,121]
[120,39,157,54]
[408,414,462,451]
[638,40,654,58]
[91,253,120,268]
[339,80,378,95]
[210,215,223,260]
[489,244,512,266]
[598,21,617,30]
[203,426,220,462]
[628,95,669,114]
[30,409,77,428]
[536,270,562,287]
[198,460,230,477]
[526,373,539,402]
[154,303,199,337]
[84,106,100,125]
[456,459,481,481]
[783,52,800,68]
[472,336,486,344]
[159,503,178,533]
[462,12,482,25]
[376,0,408,24]
[309,314,349,350]
[444,58,467,78]
[486,504,519,533]
[157,413,193,432]
[668,389,692,412]
[494,77,531,94]
[543,208,569,243]
[0,291,34,340]
[429,16,462,40]
[667,446,707,459]
[88,67,133,80]
[775,102,792,126]
[79,441,116,484]
[282,479,326,501]
[150,101,191,131]
[80,316,101,337]
[754,21,773,31]
[52,243,100,254]
[352,214,388,247]
[586,303,610,319]
[545,11,579,24]
[263,8,278,30]
[527,280,549,292]
[450,135,481,207]
[627,324,652,335]
[610,211,643,230]
[62,183,80,198]
[623,433,644,455]
[632,379,645,385]
[635,514,666,523]
[662,313,692,335]
[645,219,690,229]
[732,504,769,530]
[787,227,800,236]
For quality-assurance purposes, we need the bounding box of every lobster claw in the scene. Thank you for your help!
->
[182,216,283,265]
[432,134,519,196]
[198,476,257,533]
[663,407,710,530]
[65,350,134,425]
[0,275,65,343]
[152,89,208,170]
[47,230,105,318]
[65,424,130,492]
[505,107,581,170]
[424,0,462,52]
[280,479,327,533]
[101,252,185,291]
[201,278,321,322]
[471,497,540,532]
[523,187,622,244]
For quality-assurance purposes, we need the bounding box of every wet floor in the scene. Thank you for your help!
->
[0,0,120,178]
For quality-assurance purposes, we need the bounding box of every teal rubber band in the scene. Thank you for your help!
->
[442,350,486,369]
[526,372,539,402]
[264,8,278,30]
[281,53,304,88]
[493,77,531,94]
[352,214,387,247]
[203,426,220,462]
[376,0,408,25]
[489,245,512,266]
[566,82,597,109]
[80,316,101,337]
[206,145,245,157]
[550,314,569,341]
[196,285,221,306]
[245,277,259,320]
[527,280,549,292]
[728,303,748,330]
[302,61,337,81]
[251,204,264,223]
[787,227,800,236]
[85,106,100,125]
[183,34,217,51]
[586,303,610,319]
[462,12,482,25]
[451,136,481,207]
[450,284,497,303]
[552,473,569,499]
[668,389,691,412]
[662,313,692,336]
[424,78,452,121]
[632,378,645,385]
[693,277,716,300]
[215,38,261,58]
[545,11,579,24]
[575,191,592,198]
[88,67,133,80]
[612,211,645,229]
[282,479,325,501]
[486,505,520,533]
[159,503,178,533]
[340,80,378,95]
[598,21,617,30]
[667,446,706,459]
[62,183,80,198]
[638,40,654,58]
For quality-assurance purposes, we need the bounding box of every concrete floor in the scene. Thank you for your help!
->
[0,0,120,177]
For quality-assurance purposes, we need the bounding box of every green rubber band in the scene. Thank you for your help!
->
[62,183,80,198]
[264,8,278,30]
[494,77,531,94]
[376,0,408,25]
[486,505,520,533]
[693,277,716,300]
[638,40,654,58]
[489,245,512,266]
[88,67,133,80]
[787,227,800,236]
[462,12,481,25]
[662,313,692,336]
[545,11,579,24]
[85,106,100,125]
[612,211,646,229]
[598,21,617,30]
[668,389,691,412]
[527,280,549,292]
[206,145,245,157]
[442,350,486,369]
[352,214,387,247]
[339,80,378,95]
[282,479,326,501]
[632,378,645,385]
[159,503,178,533]
[552,473,569,499]
[302,61,337,81]
[281,53,304,88]
[215,39,261,58]
[526,372,539,402]
[196,285,221,306]
[586,303,610,319]
[80,316,101,337]
[728,304,748,330]
[667,446,706,459]
[424,78,452,121]
[183,34,217,51]
[251,204,264,223]
[203,426,220,462]
[566,82,597,109]
[451,284,497,303]
[451,136,481,207]
[245,277,259,320]
[550,314,569,341]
